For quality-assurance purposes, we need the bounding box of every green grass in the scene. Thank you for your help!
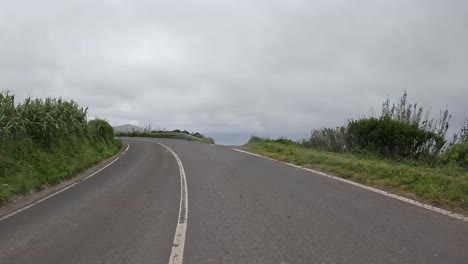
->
[246,139,468,212]
[0,137,121,204]
[0,91,122,205]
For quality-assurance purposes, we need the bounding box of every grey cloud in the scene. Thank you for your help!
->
[1,0,467,144]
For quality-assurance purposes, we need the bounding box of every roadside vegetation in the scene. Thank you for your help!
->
[116,128,215,144]
[0,91,121,205]
[246,92,468,211]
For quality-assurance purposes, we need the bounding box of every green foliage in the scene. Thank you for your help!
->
[248,136,263,144]
[452,119,468,144]
[346,117,444,160]
[204,137,215,144]
[302,126,347,152]
[442,143,468,167]
[248,136,298,146]
[302,91,453,164]
[88,119,115,143]
[444,120,468,167]
[0,137,120,203]
[192,132,203,138]
[0,91,102,145]
[461,121,468,143]
[0,91,120,204]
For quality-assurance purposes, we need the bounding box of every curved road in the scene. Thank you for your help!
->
[1,138,468,264]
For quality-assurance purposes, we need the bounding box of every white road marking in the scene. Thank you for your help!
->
[122,144,130,154]
[0,183,77,222]
[0,144,130,222]
[232,148,468,223]
[83,157,120,180]
[139,140,188,264]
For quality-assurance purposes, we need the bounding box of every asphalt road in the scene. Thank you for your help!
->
[1,138,468,264]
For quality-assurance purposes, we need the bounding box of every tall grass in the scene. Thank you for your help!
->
[0,91,121,204]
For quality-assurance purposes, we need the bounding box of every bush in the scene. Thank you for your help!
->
[346,117,444,159]
[248,136,297,146]
[301,91,452,163]
[248,136,264,144]
[192,132,203,138]
[88,119,115,143]
[442,143,468,167]
[303,126,347,152]
[273,137,298,145]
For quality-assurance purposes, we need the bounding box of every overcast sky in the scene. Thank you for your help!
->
[1,0,467,144]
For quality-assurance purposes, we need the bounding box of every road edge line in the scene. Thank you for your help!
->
[0,144,130,222]
[139,140,188,264]
[232,148,468,223]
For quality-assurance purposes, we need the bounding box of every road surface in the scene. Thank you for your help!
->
[1,138,467,264]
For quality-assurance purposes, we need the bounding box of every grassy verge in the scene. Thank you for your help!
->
[246,138,468,212]
[0,92,122,205]
[0,137,121,204]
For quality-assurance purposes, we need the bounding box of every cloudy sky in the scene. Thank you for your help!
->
[1,0,467,144]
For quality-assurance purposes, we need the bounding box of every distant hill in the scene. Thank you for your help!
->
[113,124,143,133]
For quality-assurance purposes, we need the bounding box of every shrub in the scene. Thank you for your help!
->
[441,143,468,167]
[192,132,203,138]
[274,137,297,145]
[302,126,347,152]
[301,91,452,163]
[248,136,264,144]
[204,137,215,144]
[346,117,444,159]
[88,119,115,143]
[248,136,297,146]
